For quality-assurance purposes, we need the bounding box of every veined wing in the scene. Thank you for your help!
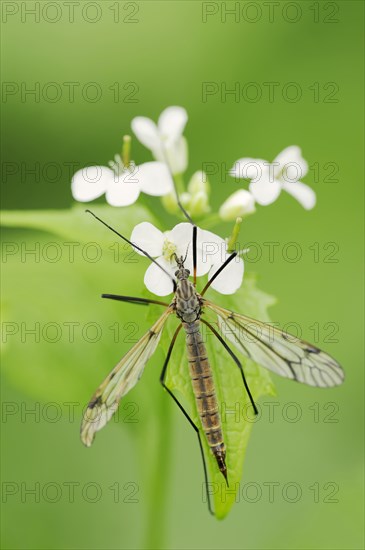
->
[81,307,173,447]
[203,300,344,388]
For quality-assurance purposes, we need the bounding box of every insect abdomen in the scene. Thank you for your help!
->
[183,321,228,483]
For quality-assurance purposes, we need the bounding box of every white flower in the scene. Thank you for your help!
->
[131,106,188,175]
[71,154,173,206]
[219,189,256,221]
[230,146,316,210]
[131,222,244,296]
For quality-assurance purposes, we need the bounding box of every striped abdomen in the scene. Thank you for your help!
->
[183,321,228,482]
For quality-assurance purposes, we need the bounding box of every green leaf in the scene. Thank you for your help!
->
[148,275,276,519]
[0,205,171,549]
[1,205,276,521]
[1,203,157,245]
[0,204,159,404]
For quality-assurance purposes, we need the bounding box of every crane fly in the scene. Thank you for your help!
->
[80,210,344,514]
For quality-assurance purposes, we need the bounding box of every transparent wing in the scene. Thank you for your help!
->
[204,300,344,388]
[81,307,172,446]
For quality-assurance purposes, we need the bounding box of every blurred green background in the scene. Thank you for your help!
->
[1,1,364,548]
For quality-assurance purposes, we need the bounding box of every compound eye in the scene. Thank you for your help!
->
[185,269,190,276]
[174,270,179,276]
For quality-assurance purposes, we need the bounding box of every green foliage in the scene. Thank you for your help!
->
[1,204,158,245]
[2,206,275,522]
[149,277,276,519]
[1,205,157,402]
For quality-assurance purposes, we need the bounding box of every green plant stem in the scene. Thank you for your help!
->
[201,212,221,229]
[143,389,172,549]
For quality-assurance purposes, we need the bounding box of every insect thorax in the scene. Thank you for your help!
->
[174,279,201,323]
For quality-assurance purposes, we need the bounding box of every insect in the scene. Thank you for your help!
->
[81,209,344,514]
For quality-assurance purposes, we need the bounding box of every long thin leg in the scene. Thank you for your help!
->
[86,209,177,292]
[201,318,258,415]
[192,225,197,286]
[160,324,214,515]
[200,252,237,296]
[102,294,169,307]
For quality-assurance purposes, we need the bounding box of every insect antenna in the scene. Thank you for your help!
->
[160,142,194,224]
[173,187,194,225]
[160,144,198,283]
[183,242,190,264]
[85,210,177,291]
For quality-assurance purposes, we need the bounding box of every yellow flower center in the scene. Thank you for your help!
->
[162,238,177,262]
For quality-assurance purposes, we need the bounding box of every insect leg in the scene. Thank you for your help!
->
[200,252,237,296]
[192,225,197,285]
[160,324,214,515]
[201,318,258,415]
[102,294,169,307]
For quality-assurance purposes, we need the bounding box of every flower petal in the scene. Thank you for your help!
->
[137,162,173,196]
[71,166,111,202]
[168,222,193,251]
[219,190,256,221]
[230,158,268,180]
[166,222,193,270]
[193,229,225,277]
[281,181,316,210]
[158,106,188,143]
[166,223,219,276]
[273,145,308,181]
[144,256,175,296]
[170,136,188,174]
[210,255,244,294]
[105,172,141,207]
[131,116,160,150]
[186,246,212,277]
[249,177,281,205]
[130,222,164,257]
[153,137,188,175]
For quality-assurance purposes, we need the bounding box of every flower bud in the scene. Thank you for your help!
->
[219,190,256,221]
[179,192,191,207]
[161,192,179,214]
[188,171,210,195]
[189,190,210,217]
